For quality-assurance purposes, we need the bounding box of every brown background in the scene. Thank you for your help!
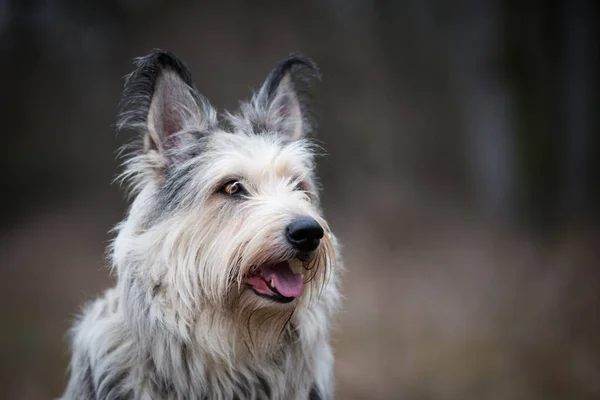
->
[0,1,599,399]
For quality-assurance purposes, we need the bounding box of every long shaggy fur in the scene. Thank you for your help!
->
[62,50,341,400]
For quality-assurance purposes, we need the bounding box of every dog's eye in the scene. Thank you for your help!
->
[221,181,244,196]
[294,181,308,192]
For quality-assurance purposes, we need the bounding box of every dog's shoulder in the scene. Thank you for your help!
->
[63,288,136,399]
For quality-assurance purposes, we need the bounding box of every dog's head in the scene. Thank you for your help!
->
[111,50,336,349]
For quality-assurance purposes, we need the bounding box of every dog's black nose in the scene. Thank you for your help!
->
[286,217,324,253]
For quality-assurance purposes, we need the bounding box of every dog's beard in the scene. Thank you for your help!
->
[123,203,336,359]
[224,232,335,357]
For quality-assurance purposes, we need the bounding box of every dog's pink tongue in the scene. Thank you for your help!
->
[262,262,304,298]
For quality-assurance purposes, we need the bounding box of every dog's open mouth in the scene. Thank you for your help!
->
[242,261,303,304]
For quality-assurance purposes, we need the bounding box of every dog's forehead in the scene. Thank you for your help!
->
[210,132,313,179]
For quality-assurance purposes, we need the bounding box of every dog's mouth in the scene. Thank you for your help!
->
[242,261,303,304]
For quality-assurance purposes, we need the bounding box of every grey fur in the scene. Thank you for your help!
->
[62,50,341,400]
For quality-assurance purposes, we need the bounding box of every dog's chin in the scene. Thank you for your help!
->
[250,287,297,304]
[241,259,305,307]
[240,288,298,309]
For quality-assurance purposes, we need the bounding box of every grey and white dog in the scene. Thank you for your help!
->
[61,50,341,400]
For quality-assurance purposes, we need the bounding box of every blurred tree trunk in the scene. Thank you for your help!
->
[447,0,517,224]
[560,0,596,222]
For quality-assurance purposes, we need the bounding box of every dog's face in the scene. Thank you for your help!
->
[113,51,335,335]
[186,133,334,307]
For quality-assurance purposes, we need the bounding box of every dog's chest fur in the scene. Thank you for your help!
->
[66,289,327,400]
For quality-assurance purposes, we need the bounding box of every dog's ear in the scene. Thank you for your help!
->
[252,54,320,140]
[118,49,215,156]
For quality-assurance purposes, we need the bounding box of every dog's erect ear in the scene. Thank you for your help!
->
[118,49,215,155]
[252,54,320,140]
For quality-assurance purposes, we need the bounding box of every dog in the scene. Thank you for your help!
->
[61,49,342,400]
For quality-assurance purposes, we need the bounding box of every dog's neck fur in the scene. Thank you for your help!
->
[66,269,338,399]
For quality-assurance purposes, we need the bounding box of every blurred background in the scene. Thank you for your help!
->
[0,1,598,399]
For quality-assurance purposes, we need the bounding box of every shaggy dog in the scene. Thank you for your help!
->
[62,50,341,400]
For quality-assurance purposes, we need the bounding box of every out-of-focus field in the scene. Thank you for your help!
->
[1,192,598,399]
[335,220,599,399]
